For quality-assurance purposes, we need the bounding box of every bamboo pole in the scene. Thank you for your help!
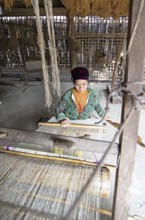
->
[38,121,105,129]
[0,146,116,169]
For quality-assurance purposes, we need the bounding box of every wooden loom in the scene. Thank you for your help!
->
[0,126,118,166]
[0,126,118,219]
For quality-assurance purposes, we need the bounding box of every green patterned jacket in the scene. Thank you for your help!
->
[55,87,105,121]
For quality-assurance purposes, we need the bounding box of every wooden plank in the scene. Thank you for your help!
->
[2,7,67,16]
[0,80,24,86]
[112,1,145,220]
[25,60,42,72]
[107,119,145,148]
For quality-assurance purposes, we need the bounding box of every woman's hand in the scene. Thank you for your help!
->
[60,119,69,127]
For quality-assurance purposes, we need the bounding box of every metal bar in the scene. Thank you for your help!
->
[112,1,145,220]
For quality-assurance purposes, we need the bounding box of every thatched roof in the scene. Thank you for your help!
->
[0,0,129,19]
[61,0,129,19]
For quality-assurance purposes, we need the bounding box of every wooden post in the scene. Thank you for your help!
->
[111,45,121,91]
[67,15,77,68]
[112,1,145,220]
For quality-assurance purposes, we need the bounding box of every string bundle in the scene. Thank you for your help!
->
[44,0,61,96]
[32,0,52,108]
[32,0,61,108]
[2,0,13,11]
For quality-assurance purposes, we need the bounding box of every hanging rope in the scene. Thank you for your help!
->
[44,0,61,96]
[32,0,52,108]
[3,0,14,10]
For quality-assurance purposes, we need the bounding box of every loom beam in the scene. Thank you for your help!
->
[0,127,118,154]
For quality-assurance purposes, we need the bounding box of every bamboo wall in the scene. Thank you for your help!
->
[0,15,128,82]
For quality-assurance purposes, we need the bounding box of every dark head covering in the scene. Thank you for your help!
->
[71,67,89,82]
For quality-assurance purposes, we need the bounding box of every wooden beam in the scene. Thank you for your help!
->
[0,146,115,170]
[112,1,145,220]
[1,7,67,16]
[38,121,105,129]
[67,16,77,68]
[111,45,122,91]
[0,127,118,154]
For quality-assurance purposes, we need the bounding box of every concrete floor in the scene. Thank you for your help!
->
[0,79,145,219]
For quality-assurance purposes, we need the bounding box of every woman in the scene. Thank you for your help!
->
[56,67,105,127]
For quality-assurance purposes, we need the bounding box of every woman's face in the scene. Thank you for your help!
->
[74,79,88,93]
